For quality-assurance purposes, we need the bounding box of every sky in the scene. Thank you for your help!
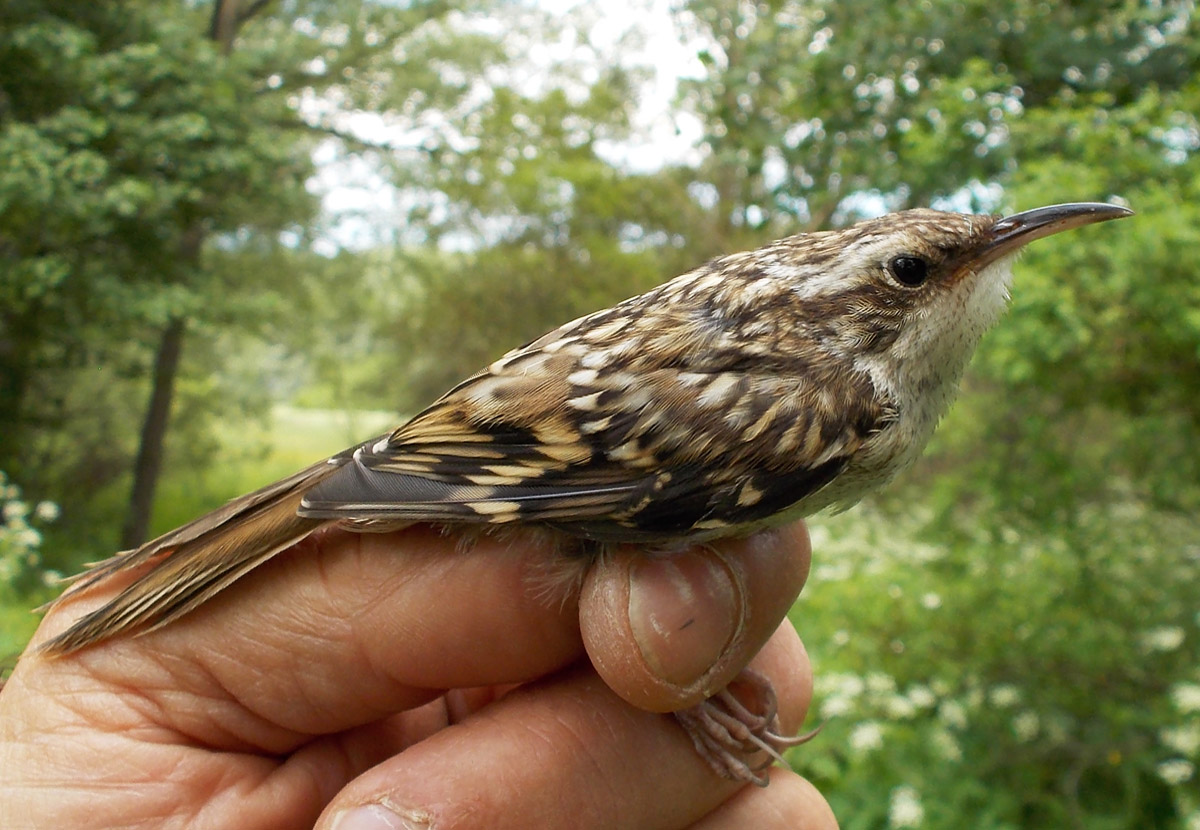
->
[535,0,707,171]
[307,0,708,253]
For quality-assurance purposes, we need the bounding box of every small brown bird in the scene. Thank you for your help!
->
[42,201,1131,784]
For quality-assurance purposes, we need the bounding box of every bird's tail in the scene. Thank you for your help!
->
[39,459,336,655]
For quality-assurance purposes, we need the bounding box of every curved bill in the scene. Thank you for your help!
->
[981,202,1133,265]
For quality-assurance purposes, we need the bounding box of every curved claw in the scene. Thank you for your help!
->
[672,667,819,787]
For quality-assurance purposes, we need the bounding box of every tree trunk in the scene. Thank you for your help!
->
[0,311,36,475]
[121,314,187,548]
[120,1,250,548]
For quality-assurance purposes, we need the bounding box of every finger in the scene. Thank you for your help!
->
[31,522,808,750]
[313,624,812,830]
[30,525,587,748]
[745,622,812,734]
[578,522,810,712]
[685,769,838,830]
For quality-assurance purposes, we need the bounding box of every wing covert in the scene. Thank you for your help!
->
[299,278,892,540]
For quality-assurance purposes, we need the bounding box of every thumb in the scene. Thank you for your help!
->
[577,522,811,713]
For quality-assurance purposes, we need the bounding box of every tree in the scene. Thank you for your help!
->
[0,0,512,553]
[294,5,716,412]
[0,0,316,548]
[671,1,1200,827]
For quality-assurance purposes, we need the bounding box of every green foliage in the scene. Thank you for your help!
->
[149,405,395,536]
[2,1,1199,826]
[0,0,317,543]
[668,2,1200,827]
[297,5,716,408]
[795,504,1200,830]
[0,472,58,659]
[677,0,1198,230]
[375,239,677,411]
[0,0,505,562]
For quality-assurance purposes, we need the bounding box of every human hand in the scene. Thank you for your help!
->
[0,522,835,829]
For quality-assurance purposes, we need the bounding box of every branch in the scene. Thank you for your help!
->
[293,120,440,158]
[208,0,239,50]
[238,0,274,25]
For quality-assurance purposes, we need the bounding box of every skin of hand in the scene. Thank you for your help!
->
[0,522,836,830]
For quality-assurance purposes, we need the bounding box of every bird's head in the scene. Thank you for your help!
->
[767,202,1133,403]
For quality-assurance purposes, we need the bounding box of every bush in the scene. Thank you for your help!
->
[793,501,1200,830]
[0,471,59,659]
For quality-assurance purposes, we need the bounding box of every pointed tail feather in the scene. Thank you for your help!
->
[40,460,337,655]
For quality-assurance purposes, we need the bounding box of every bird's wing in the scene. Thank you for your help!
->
[300,285,890,541]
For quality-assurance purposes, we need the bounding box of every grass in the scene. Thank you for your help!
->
[0,590,48,663]
[149,405,398,534]
[1,405,398,660]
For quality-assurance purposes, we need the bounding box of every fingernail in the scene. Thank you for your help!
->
[627,550,743,687]
[331,803,430,830]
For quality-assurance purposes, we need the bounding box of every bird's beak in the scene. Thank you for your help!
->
[978,202,1134,267]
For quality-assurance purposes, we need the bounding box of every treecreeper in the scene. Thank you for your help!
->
[40,201,1132,785]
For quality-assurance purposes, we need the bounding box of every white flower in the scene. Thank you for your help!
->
[821,694,855,719]
[14,527,41,547]
[837,673,865,697]
[817,672,864,698]
[939,700,968,729]
[1141,626,1186,653]
[920,592,942,609]
[33,500,59,522]
[932,728,962,762]
[885,694,917,719]
[814,561,853,582]
[849,721,884,752]
[3,500,29,521]
[1157,759,1194,785]
[989,685,1021,708]
[808,524,832,548]
[831,629,851,646]
[1161,725,1200,756]
[888,785,925,828]
[867,672,897,695]
[1171,683,1200,714]
[907,685,937,709]
[1013,711,1040,742]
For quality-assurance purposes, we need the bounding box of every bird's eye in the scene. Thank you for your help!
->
[887,255,930,287]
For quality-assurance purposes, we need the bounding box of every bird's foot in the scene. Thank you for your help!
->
[673,667,821,787]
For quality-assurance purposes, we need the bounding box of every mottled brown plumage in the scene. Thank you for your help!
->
[41,202,1132,784]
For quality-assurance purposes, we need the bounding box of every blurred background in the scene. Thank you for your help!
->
[2,0,1198,826]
